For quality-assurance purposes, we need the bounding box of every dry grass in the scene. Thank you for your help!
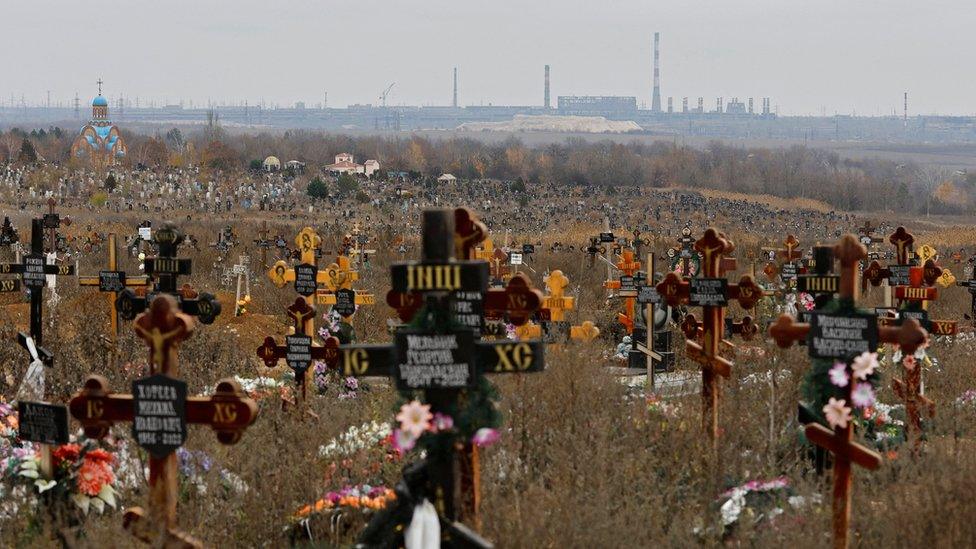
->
[1,216,975,548]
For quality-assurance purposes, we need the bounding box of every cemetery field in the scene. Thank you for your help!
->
[1,200,975,547]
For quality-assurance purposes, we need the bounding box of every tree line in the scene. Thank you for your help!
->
[1,126,973,215]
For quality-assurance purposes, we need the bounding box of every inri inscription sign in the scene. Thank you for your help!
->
[806,312,879,359]
[394,330,476,390]
[689,278,728,307]
[17,401,69,445]
[132,374,188,459]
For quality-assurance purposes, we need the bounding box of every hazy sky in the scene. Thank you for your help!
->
[5,0,975,116]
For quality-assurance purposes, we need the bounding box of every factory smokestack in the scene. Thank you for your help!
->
[453,67,458,108]
[545,65,551,109]
[651,32,662,112]
[903,91,908,125]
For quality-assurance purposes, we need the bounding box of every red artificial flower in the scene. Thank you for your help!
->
[77,459,115,496]
[53,444,81,467]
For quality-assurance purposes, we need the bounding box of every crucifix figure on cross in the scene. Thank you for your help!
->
[768,234,928,549]
[69,295,258,547]
[256,297,340,403]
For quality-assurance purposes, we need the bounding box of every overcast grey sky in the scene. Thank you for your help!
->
[4,0,974,116]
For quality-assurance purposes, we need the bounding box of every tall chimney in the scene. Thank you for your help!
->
[453,67,458,108]
[545,65,551,109]
[903,91,908,125]
[651,32,662,112]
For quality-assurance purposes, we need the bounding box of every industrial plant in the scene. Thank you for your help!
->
[2,33,974,142]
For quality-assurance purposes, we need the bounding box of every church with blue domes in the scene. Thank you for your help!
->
[70,80,127,167]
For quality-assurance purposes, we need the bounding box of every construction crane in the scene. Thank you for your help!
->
[379,83,395,108]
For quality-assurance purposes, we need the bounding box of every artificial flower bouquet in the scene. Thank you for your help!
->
[290,484,396,543]
[697,476,819,540]
[1,428,120,520]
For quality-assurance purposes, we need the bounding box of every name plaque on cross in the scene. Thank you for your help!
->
[285,335,313,373]
[689,278,728,307]
[889,265,911,286]
[17,401,69,445]
[780,263,798,280]
[805,312,879,359]
[99,270,127,292]
[333,288,357,317]
[637,285,661,305]
[394,330,476,390]
[132,375,188,459]
[453,291,484,331]
[23,255,47,288]
[294,264,318,296]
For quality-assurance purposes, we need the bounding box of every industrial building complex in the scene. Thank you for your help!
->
[3,33,975,143]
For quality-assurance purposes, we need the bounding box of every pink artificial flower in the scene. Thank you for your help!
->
[828,362,849,388]
[395,400,432,438]
[851,383,876,409]
[472,428,500,448]
[391,429,416,454]
[431,413,454,433]
[851,352,878,380]
[823,397,853,429]
[903,355,917,370]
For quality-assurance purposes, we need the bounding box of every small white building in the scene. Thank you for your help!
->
[325,153,380,177]
[263,156,281,172]
[437,173,457,183]
[285,160,306,173]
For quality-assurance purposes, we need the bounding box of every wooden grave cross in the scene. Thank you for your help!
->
[856,220,884,250]
[268,227,333,335]
[314,254,376,318]
[232,252,252,317]
[116,222,222,325]
[958,275,976,325]
[603,248,641,334]
[77,233,150,340]
[767,234,928,549]
[538,270,576,344]
[0,218,75,358]
[256,297,340,402]
[583,236,605,268]
[69,295,258,547]
[862,226,915,292]
[325,208,545,529]
[347,222,376,269]
[252,220,273,268]
[656,228,764,439]
[675,226,698,277]
[42,197,69,254]
[761,234,803,286]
